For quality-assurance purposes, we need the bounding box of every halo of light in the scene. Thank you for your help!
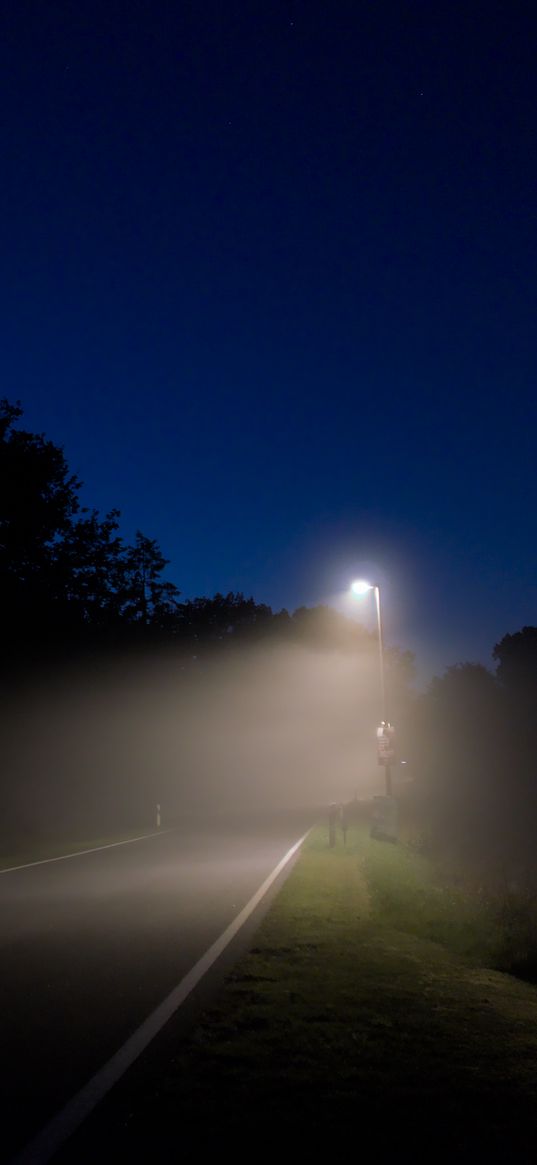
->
[351,579,373,596]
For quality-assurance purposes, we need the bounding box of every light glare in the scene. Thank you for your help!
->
[351,579,373,596]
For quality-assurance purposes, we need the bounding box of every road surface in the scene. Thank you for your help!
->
[0,809,313,1162]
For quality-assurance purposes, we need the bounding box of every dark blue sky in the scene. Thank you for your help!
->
[2,1,536,679]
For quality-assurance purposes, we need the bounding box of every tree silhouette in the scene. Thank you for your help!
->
[0,401,180,654]
[176,592,273,653]
[52,508,126,630]
[493,627,537,704]
[0,399,82,641]
[289,604,372,651]
[120,532,180,629]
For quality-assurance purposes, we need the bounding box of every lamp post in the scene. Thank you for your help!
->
[350,579,393,797]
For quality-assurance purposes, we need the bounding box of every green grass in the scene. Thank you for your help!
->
[64,822,537,1159]
[362,828,501,961]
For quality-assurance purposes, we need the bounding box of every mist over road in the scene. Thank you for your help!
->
[3,644,385,842]
[0,641,387,1160]
[0,810,313,1162]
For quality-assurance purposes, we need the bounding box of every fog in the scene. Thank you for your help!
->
[2,643,386,842]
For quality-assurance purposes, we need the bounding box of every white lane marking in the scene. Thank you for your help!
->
[0,830,172,875]
[11,831,308,1165]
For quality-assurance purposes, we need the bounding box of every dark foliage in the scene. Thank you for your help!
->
[493,627,537,706]
[0,400,181,660]
[0,401,415,710]
[412,644,537,877]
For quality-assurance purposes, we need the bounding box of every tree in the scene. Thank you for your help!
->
[493,627,537,704]
[120,532,180,630]
[51,508,126,631]
[0,400,180,653]
[0,399,82,639]
[493,627,537,805]
[289,604,374,652]
[176,592,273,652]
[410,660,518,863]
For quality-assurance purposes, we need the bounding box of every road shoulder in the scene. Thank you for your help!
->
[57,824,537,1160]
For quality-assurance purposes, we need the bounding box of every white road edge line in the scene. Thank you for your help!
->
[11,830,309,1165]
[0,830,172,875]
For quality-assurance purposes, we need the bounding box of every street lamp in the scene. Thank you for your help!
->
[350,578,393,797]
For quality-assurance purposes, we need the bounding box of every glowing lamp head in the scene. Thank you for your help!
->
[351,579,373,596]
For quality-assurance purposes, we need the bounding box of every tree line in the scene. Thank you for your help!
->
[0,398,411,696]
[2,397,536,878]
[0,399,179,653]
[409,630,537,879]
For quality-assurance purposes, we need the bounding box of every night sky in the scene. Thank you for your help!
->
[2,2,536,679]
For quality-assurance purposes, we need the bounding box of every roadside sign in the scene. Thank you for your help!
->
[376,722,396,766]
[370,794,398,842]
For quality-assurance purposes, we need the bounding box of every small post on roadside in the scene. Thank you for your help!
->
[156,803,161,829]
[329,803,337,848]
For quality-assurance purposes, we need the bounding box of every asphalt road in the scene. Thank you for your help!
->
[0,809,313,1162]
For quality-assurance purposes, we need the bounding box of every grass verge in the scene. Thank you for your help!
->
[64,821,537,1160]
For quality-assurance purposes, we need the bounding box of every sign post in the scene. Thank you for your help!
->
[372,723,398,841]
[376,722,396,797]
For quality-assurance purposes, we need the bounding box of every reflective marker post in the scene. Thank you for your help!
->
[156,803,161,829]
